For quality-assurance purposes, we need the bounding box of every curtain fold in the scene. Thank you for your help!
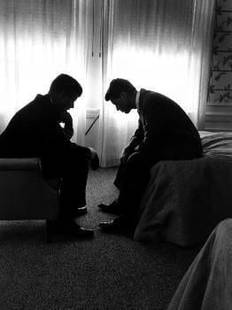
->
[100,0,215,166]
[0,0,215,166]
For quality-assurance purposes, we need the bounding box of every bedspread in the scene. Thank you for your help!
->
[134,157,232,246]
[167,219,232,310]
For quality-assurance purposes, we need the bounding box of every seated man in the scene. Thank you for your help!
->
[99,78,202,234]
[0,74,99,238]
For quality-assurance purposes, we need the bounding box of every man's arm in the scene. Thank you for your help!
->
[136,97,167,159]
[59,111,74,140]
[121,119,144,162]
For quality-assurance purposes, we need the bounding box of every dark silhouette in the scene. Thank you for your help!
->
[0,74,99,238]
[99,78,202,234]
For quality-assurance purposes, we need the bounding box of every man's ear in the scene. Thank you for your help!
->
[121,92,127,100]
[57,91,67,100]
[52,91,63,103]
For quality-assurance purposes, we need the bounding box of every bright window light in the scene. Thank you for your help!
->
[109,46,200,121]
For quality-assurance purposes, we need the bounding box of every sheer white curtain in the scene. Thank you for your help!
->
[99,0,215,167]
[0,0,215,166]
[0,0,93,145]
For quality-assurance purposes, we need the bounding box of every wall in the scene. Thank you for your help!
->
[205,0,232,131]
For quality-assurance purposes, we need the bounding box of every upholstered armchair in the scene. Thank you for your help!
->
[0,158,60,240]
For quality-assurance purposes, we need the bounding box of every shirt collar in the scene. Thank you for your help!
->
[135,90,141,110]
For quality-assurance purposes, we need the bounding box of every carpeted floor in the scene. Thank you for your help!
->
[0,168,199,310]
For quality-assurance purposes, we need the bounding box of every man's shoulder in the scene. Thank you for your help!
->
[14,94,52,124]
[31,94,49,105]
[142,89,171,101]
[140,89,164,112]
[18,94,46,110]
[23,94,50,112]
[141,89,180,111]
[140,89,164,104]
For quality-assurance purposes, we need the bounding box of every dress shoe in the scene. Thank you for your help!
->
[74,206,88,216]
[99,216,132,233]
[98,200,122,214]
[71,226,94,238]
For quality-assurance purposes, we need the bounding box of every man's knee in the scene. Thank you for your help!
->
[69,156,89,175]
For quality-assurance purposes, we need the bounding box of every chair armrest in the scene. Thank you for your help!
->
[0,158,41,171]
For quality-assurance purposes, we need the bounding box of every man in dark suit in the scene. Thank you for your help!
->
[99,78,202,233]
[0,74,99,238]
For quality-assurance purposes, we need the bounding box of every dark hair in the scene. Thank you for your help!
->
[105,78,136,101]
[49,74,82,97]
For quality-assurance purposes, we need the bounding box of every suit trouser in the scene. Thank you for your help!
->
[114,142,203,227]
[42,146,89,219]
[114,155,153,227]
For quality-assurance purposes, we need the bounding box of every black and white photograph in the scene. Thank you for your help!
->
[0,0,231,309]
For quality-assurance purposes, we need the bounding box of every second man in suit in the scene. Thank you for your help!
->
[99,78,203,233]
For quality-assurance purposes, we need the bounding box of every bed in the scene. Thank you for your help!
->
[133,131,232,247]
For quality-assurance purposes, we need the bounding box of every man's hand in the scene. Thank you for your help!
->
[59,111,73,125]
[59,111,73,139]
[88,147,99,170]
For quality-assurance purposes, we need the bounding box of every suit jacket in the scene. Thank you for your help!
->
[0,94,90,160]
[127,89,202,161]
